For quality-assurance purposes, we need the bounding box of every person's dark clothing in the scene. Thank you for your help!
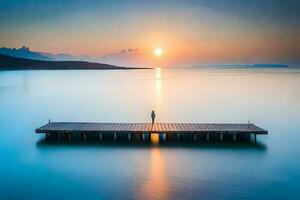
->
[151,111,156,124]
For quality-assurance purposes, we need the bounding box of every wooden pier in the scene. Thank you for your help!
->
[36,122,267,143]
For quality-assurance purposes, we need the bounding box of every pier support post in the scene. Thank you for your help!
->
[46,133,49,140]
[177,133,180,141]
[99,133,103,141]
[220,133,223,141]
[64,133,67,140]
[83,133,87,141]
[233,133,236,142]
[193,133,197,141]
[206,133,210,141]
[162,133,167,142]
[254,134,257,143]
[68,133,72,141]
[128,133,131,141]
[114,133,117,141]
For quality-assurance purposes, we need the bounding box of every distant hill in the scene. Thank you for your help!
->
[39,52,93,61]
[40,48,150,68]
[0,46,152,67]
[192,64,289,68]
[0,46,52,61]
[0,53,135,70]
[247,64,289,68]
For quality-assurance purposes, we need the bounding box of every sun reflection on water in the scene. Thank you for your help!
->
[156,67,162,79]
[138,147,169,200]
[155,68,162,110]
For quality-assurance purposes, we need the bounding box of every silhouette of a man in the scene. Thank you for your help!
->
[151,110,156,124]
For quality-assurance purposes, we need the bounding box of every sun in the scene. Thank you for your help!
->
[154,47,163,57]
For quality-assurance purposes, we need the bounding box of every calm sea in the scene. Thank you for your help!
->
[0,68,300,200]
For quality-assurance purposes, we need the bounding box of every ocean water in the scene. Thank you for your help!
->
[0,68,300,200]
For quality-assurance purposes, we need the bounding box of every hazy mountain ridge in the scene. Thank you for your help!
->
[40,48,149,67]
[0,53,137,70]
[95,49,149,67]
[0,46,95,62]
[0,46,52,61]
[39,52,93,62]
[0,46,150,67]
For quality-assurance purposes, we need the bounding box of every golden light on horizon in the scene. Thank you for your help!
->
[154,47,163,57]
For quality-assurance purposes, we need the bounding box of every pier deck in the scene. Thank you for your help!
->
[36,122,267,134]
[36,122,267,142]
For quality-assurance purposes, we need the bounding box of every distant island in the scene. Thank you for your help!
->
[0,54,143,70]
[193,64,289,68]
[247,64,289,68]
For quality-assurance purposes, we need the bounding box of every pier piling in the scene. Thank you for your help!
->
[36,122,267,143]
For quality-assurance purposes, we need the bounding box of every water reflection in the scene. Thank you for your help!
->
[155,68,162,110]
[36,137,267,151]
[138,148,169,200]
[150,133,160,145]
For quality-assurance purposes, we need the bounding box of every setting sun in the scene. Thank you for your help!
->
[154,48,163,57]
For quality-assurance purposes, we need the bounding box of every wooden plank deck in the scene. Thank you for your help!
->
[36,122,268,134]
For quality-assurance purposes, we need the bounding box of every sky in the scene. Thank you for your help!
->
[0,0,299,66]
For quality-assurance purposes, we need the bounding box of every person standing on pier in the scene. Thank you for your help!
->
[151,110,156,124]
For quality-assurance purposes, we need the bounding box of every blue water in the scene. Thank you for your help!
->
[0,68,300,199]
